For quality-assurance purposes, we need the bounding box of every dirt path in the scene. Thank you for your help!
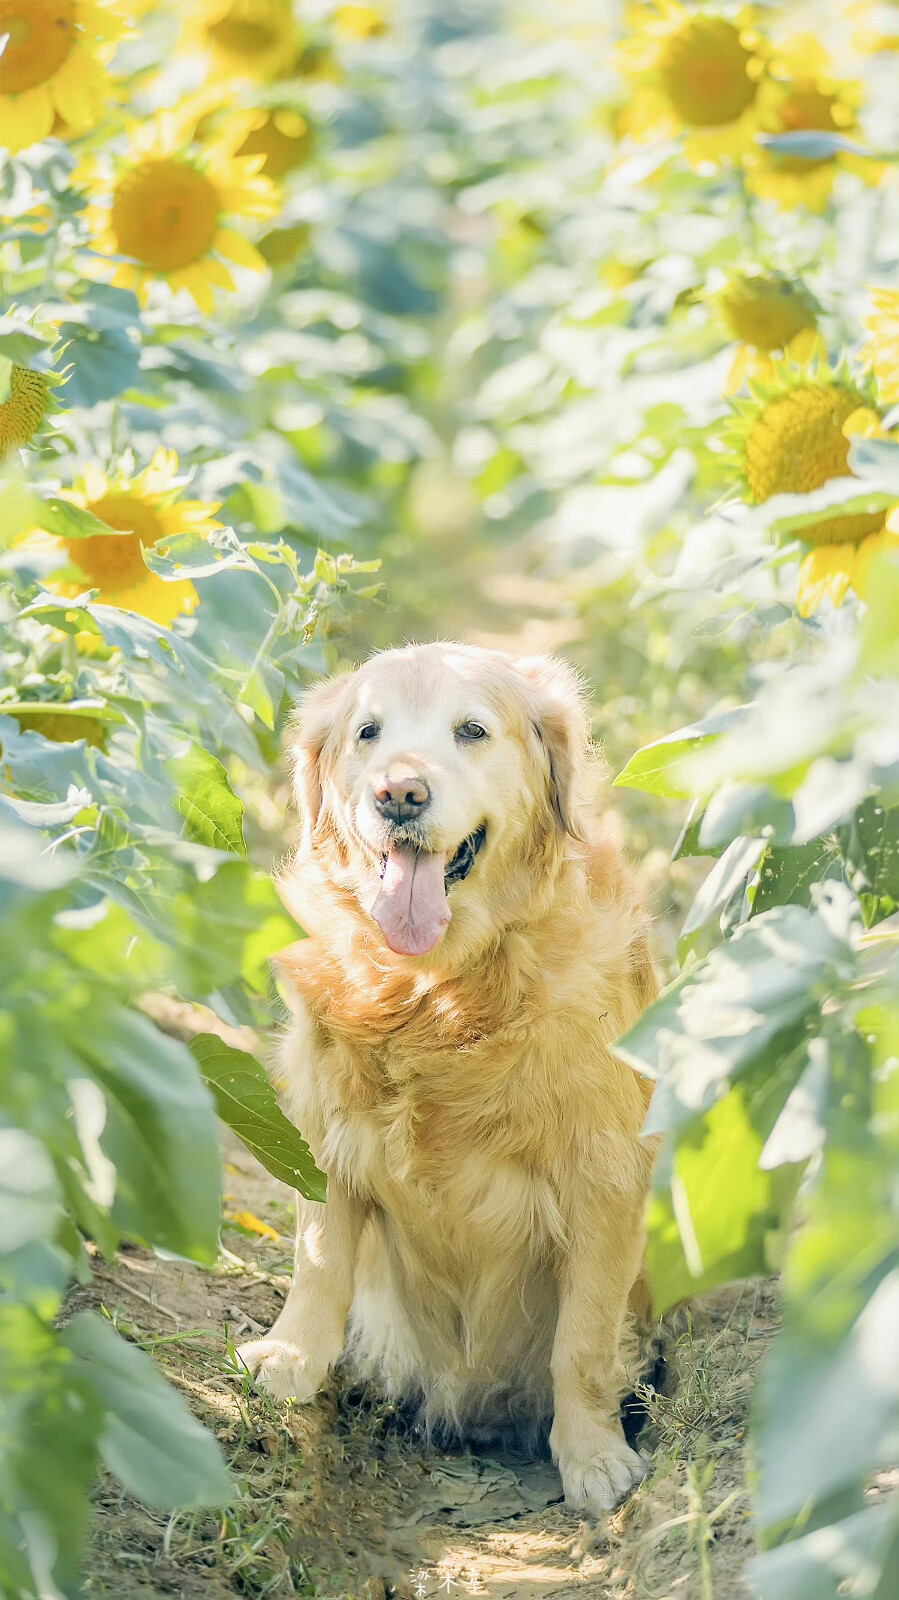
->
[78,1055,777,1600]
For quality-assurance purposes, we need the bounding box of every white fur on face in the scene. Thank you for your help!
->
[321,647,543,866]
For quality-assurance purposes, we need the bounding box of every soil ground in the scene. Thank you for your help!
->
[77,1012,778,1600]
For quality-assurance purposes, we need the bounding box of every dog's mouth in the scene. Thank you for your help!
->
[442,823,487,888]
[371,824,487,957]
[376,823,487,889]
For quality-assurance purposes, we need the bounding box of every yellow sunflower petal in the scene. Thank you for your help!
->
[852,527,899,598]
[225,1209,280,1241]
[214,227,268,273]
[82,463,109,501]
[797,544,856,618]
[0,87,55,153]
[103,575,200,625]
[842,407,884,440]
[50,50,106,132]
[137,448,180,495]
[171,265,216,315]
[725,344,750,396]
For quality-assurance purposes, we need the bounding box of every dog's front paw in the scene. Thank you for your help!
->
[552,1418,648,1516]
[235,1338,327,1403]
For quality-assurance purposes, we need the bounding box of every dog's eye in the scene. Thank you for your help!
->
[357,722,381,742]
[456,721,488,742]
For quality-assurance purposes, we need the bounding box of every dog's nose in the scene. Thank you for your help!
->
[372,770,431,824]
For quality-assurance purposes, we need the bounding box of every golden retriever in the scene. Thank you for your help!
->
[238,643,658,1514]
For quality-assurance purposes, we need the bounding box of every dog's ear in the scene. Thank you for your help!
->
[514,654,592,842]
[286,673,351,841]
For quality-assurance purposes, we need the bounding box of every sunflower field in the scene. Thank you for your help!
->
[1,1,898,1597]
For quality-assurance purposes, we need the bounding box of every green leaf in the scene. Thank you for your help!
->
[613,708,748,798]
[754,1270,899,1528]
[0,1304,103,1596]
[190,1033,327,1201]
[699,782,795,850]
[752,840,843,917]
[61,1312,232,1509]
[647,1081,798,1313]
[615,901,855,1133]
[68,1007,222,1261]
[838,798,899,928]
[238,655,286,730]
[750,1503,899,1600]
[38,497,127,541]
[679,834,765,944]
[0,474,44,548]
[859,550,899,676]
[168,740,247,857]
[143,527,261,582]
[0,317,49,362]
[0,1130,61,1254]
[757,130,877,160]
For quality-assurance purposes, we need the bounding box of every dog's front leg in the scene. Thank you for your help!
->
[550,1189,648,1516]
[237,1182,366,1403]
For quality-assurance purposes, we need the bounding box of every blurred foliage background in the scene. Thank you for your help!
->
[1,1,898,1596]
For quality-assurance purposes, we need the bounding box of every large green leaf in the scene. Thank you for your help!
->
[646,1081,798,1313]
[754,1270,899,1529]
[0,1305,103,1597]
[67,1008,222,1261]
[613,708,748,798]
[189,1033,326,1202]
[168,740,247,857]
[750,1503,899,1600]
[0,1130,61,1255]
[615,900,855,1133]
[61,1312,232,1509]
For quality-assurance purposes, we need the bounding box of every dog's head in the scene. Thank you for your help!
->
[286,643,597,962]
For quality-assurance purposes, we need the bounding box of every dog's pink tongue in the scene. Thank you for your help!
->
[371,847,450,956]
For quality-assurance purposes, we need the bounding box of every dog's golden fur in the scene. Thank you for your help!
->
[239,643,658,1513]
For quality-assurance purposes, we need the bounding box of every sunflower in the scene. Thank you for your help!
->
[729,367,895,615]
[0,364,50,456]
[333,4,387,38]
[83,113,279,313]
[744,37,878,210]
[180,0,301,82]
[860,287,899,404]
[717,271,820,393]
[234,106,314,178]
[615,2,769,164]
[0,0,129,154]
[38,450,221,626]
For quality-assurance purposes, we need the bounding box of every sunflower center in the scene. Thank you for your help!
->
[721,277,816,351]
[69,492,164,588]
[111,159,220,274]
[659,18,758,127]
[0,365,49,455]
[744,383,884,545]
[206,16,278,58]
[0,0,76,94]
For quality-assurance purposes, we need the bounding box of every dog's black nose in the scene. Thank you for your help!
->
[373,771,431,824]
